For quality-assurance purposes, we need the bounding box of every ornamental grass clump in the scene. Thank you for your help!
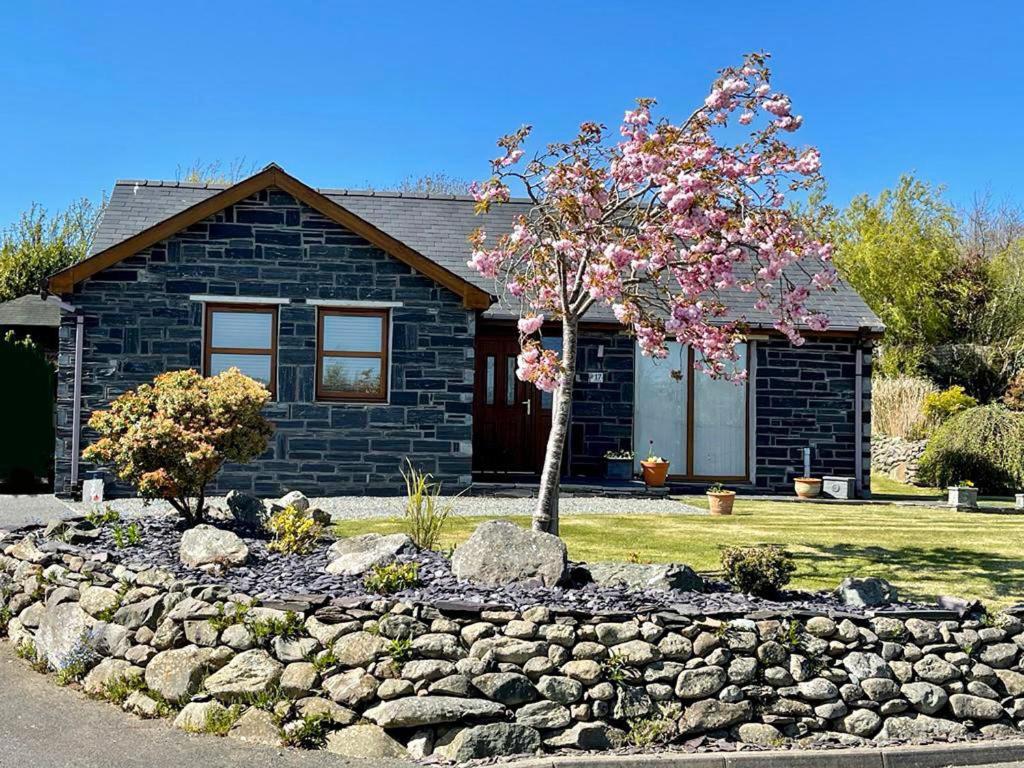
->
[401,459,459,551]
[721,544,796,597]
[83,368,273,526]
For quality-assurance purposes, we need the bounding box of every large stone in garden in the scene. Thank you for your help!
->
[225,490,267,528]
[78,586,120,618]
[679,699,753,734]
[145,645,222,704]
[323,669,379,707]
[179,525,248,569]
[325,533,415,576]
[271,490,309,513]
[835,577,898,608]
[587,562,704,593]
[901,682,948,714]
[203,649,282,701]
[471,672,538,706]
[451,520,566,587]
[442,723,541,761]
[544,722,625,749]
[173,701,227,733]
[35,601,95,670]
[228,707,282,747]
[82,658,142,696]
[949,693,1004,721]
[363,696,506,728]
[325,725,408,759]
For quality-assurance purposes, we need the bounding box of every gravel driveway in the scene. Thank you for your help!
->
[60,493,704,521]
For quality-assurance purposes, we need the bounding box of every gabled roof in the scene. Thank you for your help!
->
[48,164,493,310]
[0,294,60,328]
[58,165,884,333]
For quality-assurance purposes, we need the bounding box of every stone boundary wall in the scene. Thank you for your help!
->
[872,436,929,485]
[3,527,1024,762]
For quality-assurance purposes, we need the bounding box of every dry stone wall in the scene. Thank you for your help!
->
[872,436,929,485]
[3,526,1024,761]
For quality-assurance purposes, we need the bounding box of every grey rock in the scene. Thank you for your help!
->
[228,707,281,747]
[860,678,900,702]
[949,693,1004,721]
[430,674,472,697]
[587,562,703,593]
[679,699,753,734]
[363,696,506,728]
[995,668,1024,696]
[295,696,358,725]
[538,675,584,703]
[443,723,541,761]
[675,666,727,699]
[451,520,566,587]
[402,659,457,682]
[411,632,464,659]
[34,601,95,671]
[179,525,248,569]
[738,722,784,746]
[614,685,656,719]
[323,669,378,706]
[610,639,660,665]
[173,701,227,733]
[325,724,407,759]
[544,721,624,750]
[979,642,1018,669]
[913,654,960,685]
[805,617,837,637]
[333,631,387,667]
[842,652,890,681]
[183,620,219,647]
[905,618,941,645]
[835,577,898,608]
[203,649,283,701]
[78,586,120,618]
[144,645,220,703]
[595,621,640,645]
[272,490,310,513]
[221,624,254,651]
[797,678,839,701]
[841,708,882,737]
[516,700,571,730]
[82,658,142,696]
[272,635,318,663]
[879,714,969,740]
[112,595,164,630]
[472,672,538,705]
[225,490,268,528]
[379,678,417,699]
[325,533,415,576]
[658,633,694,661]
[280,662,319,698]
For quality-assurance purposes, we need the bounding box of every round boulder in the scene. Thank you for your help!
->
[179,525,248,569]
[325,533,415,576]
[451,520,566,587]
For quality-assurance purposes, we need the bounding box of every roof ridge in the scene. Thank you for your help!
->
[112,179,534,204]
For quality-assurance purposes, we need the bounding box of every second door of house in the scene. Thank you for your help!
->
[472,329,555,474]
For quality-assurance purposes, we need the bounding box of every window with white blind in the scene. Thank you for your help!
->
[316,309,389,401]
[204,304,277,395]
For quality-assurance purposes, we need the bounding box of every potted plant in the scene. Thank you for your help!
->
[706,482,735,515]
[794,477,822,499]
[604,449,634,481]
[640,441,670,487]
[948,480,978,509]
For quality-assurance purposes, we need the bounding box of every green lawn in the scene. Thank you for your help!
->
[335,495,1024,610]
[870,474,943,500]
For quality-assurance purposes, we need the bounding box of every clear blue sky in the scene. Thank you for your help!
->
[1,0,1021,226]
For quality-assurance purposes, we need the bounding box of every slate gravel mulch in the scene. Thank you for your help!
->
[89,515,936,619]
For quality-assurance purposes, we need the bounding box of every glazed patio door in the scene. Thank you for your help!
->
[633,342,749,480]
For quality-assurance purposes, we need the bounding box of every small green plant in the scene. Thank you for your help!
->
[363,562,420,594]
[95,580,131,623]
[707,482,727,493]
[601,652,635,685]
[0,606,11,635]
[386,637,413,665]
[208,601,252,632]
[282,713,329,749]
[626,551,651,565]
[243,686,285,712]
[85,506,120,527]
[401,459,460,551]
[626,703,681,747]
[720,545,796,597]
[266,505,323,555]
[111,521,142,549]
[311,650,339,674]
[201,704,243,736]
[16,640,38,661]
[245,610,305,646]
[644,440,666,463]
[604,449,634,460]
[101,674,146,704]
[53,633,99,686]
[783,619,803,649]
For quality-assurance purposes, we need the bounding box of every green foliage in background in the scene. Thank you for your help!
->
[918,404,1024,493]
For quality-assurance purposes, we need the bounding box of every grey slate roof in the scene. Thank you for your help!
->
[0,294,60,327]
[87,179,884,333]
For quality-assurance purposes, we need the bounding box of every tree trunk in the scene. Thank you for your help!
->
[533,318,578,535]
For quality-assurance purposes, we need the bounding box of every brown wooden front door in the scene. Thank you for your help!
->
[472,330,553,474]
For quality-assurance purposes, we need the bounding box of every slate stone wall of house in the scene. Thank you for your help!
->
[54,187,475,498]
[754,337,873,494]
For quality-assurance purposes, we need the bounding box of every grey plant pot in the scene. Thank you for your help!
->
[947,486,978,509]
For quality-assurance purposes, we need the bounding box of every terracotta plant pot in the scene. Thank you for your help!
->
[640,460,670,487]
[794,477,822,499]
[707,490,736,515]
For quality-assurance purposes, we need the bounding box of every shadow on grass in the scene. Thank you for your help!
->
[793,542,1024,604]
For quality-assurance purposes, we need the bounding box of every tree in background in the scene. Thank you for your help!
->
[828,175,960,375]
[469,53,836,534]
[0,197,105,303]
[176,157,257,185]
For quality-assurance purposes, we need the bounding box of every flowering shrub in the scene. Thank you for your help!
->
[83,368,273,525]
[468,52,836,533]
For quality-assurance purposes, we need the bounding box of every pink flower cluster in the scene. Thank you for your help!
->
[467,52,836,388]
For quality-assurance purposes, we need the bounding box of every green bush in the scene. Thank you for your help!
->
[922,385,977,427]
[918,404,1024,493]
[363,562,420,594]
[720,545,796,596]
[266,505,323,554]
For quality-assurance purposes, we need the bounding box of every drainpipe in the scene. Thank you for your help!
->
[70,314,85,489]
[854,345,864,497]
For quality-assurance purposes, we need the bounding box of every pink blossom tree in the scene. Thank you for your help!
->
[468,53,837,535]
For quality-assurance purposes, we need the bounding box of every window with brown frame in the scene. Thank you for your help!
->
[316,308,389,401]
[203,303,278,395]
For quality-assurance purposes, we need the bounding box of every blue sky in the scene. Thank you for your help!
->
[1,1,1021,226]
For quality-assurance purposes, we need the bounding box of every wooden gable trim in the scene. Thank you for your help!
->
[47,165,494,310]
